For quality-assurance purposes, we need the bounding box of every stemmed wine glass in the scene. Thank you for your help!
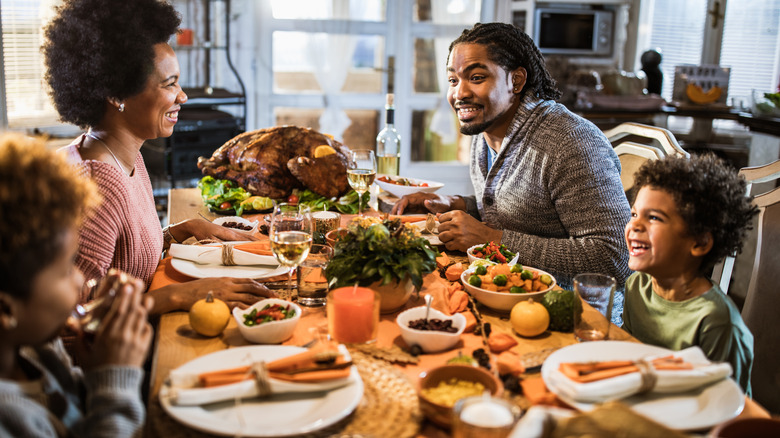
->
[269,203,313,301]
[347,150,377,216]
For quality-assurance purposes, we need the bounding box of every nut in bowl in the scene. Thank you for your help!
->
[232,298,301,344]
[212,216,259,235]
[418,364,503,429]
[375,175,443,199]
[396,306,466,353]
[461,264,556,313]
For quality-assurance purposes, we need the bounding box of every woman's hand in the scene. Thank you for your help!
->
[172,218,259,243]
[437,211,503,252]
[78,276,154,370]
[391,193,466,215]
[149,277,277,314]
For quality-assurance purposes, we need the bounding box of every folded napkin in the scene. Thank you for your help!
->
[169,242,278,266]
[167,344,353,406]
[548,347,732,403]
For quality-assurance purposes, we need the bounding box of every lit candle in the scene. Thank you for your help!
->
[312,210,341,235]
[459,398,514,428]
[327,286,379,343]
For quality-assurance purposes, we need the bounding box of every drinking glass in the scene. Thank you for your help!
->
[296,244,334,307]
[68,270,129,337]
[572,273,616,341]
[347,150,376,216]
[269,203,313,301]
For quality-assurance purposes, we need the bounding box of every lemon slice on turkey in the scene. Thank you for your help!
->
[314,145,337,158]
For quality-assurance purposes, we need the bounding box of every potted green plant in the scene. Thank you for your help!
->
[325,216,439,313]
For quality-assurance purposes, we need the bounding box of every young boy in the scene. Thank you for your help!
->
[0,133,153,437]
[622,153,756,394]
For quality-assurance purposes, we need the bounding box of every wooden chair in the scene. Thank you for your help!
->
[604,122,689,158]
[710,159,780,413]
[613,141,665,192]
[711,159,780,293]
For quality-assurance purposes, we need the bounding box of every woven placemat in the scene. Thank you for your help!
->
[148,349,422,438]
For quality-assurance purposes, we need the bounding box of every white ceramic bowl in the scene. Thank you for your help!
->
[461,267,556,312]
[375,175,444,199]
[213,216,259,235]
[396,306,466,353]
[232,298,301,344]
[467,243,517,264]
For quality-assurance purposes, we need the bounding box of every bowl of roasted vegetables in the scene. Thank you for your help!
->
[232,299,301,344]
[375,175,443,198]
[461,263,556,312]
[467,241,516,264]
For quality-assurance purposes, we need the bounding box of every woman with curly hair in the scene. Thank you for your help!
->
[393,23,630,315]
[623,153,757,394]
[44,0,274,313]
[0,133,152,437]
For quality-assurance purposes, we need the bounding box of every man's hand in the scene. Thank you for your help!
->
[392,193,466,215]
[437,210,503,252]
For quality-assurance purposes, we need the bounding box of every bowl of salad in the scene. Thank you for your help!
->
[232,298,301,344]
[467,241,515,264]
[375,175,443,198]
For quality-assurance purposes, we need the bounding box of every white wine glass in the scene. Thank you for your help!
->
[269,203,313,301]
[348,150,377,216]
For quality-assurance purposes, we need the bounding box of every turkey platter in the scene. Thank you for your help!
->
[197,126,351,199]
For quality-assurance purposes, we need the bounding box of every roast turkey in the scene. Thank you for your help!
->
[197,126,351,199]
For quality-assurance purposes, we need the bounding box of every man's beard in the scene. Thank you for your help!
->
[459,119,493,136]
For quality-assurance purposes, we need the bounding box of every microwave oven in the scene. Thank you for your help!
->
[533,7,614,56]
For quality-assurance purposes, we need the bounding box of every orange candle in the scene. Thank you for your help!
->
[327,286,379,343]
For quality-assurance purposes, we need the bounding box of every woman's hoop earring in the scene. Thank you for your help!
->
[119,103,125,112]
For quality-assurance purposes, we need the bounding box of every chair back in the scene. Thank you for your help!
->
[613,142,665,192]
[711,159,780,293]
[741,184,780,413]
[604,122,689,158]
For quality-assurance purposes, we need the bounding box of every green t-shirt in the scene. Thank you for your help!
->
[622,272,754,394]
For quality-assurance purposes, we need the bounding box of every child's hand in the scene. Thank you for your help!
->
[78,277,154,370]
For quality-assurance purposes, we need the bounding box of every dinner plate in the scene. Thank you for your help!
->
[170,257,289,279]
[541,341,744,431]
[407,220,443,245]
[160,345,364,437]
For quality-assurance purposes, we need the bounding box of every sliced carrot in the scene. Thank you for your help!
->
[497,351,525,376]
[436,252,450,269]
[487,332,518,353]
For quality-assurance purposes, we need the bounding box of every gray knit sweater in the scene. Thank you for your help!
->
[0,339,145,438]
[464,94,631,301]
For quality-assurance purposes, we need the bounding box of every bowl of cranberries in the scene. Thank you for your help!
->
[396,305,466,353]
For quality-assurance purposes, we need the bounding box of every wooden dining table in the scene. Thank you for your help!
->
[144,188,769,437]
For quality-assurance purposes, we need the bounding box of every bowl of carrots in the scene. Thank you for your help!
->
[461,263,556,312]
[232,299,301,344]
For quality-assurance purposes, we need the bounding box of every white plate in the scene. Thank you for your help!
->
[541,341,744,431]
[375,175,444,198]
[407,220,443,245]
[170,257,289,279]
[160,345,364,437]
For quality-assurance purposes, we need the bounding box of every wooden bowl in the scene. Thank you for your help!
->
[325,228,349,247]
[417,365,503,429]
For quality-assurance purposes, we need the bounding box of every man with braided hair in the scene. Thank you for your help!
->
[393,23,630,314]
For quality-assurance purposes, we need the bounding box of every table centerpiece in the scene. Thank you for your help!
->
[325,216,439,313]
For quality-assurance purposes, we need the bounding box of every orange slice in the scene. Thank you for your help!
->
[314,145,337,158]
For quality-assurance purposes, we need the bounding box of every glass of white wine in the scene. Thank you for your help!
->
[348,150,377,216]
[269,203,313,301]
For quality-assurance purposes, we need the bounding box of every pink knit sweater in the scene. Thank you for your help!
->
[60,136,163,301]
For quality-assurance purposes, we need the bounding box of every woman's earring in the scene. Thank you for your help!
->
[6,316,17,329]
[119,103,125,112]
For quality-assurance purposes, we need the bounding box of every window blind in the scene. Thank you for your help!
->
[1,0,61,130]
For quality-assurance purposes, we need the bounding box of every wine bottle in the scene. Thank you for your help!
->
[376,93,401,176]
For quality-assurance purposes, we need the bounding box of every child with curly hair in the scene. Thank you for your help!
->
[622,153,757,394]
[0,133,153,437]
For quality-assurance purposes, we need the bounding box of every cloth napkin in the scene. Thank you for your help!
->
[169,242,278,266]
[167,344,353,406]
[547,347,733,403]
